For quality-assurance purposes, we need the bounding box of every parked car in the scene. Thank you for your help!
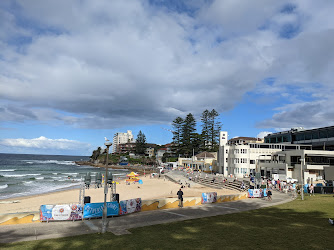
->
[286,177,298,183]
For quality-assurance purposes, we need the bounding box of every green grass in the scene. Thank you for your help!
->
[1,195,334,250]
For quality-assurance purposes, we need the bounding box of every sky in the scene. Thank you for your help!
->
[1,0,334,156]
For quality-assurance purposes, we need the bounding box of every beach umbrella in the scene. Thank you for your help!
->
[138,179,143,184]
[127,172,139,177]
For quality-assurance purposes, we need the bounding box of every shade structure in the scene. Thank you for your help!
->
[126,172,139,177]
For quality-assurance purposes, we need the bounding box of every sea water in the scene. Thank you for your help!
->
[0,153,129,200]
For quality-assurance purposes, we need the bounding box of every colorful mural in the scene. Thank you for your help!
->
[201,192,217,204]
[1,193,248,225]
[248,189,267,198]
[0,212,39,226]
[119,198,142,215]
[40,204,83,221]
[83,201,119,219]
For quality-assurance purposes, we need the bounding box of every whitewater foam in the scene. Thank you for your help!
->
[22,160,77,165]
[3,173,41,177]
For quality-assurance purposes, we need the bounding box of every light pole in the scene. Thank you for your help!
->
[102,141,112,233]
[300,158,304,201]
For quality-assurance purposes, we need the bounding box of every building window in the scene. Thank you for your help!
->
[240,158,247,163]
[296,133,304,141]
[305,132,312,140]
[319,130,327,139]
[250,160,255,164]
[226,158,228,163]
[226,149,228,154]
[312,131,319,139]
[328,129,334,138]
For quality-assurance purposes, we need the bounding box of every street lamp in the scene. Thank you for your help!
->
[102,141,112,233]
[299,158,304,201]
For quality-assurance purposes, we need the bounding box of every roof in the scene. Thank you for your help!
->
[196,151,215,158]
[229,137,260,141]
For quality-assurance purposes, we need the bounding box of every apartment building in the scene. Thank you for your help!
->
[112,130,134,153]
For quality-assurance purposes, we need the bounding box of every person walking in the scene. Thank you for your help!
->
[267,189,272,201]
[177,188,184,207]
[309,184,314,196]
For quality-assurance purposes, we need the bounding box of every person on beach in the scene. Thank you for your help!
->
[267,189,272,201]
[309,184,314,196]
[177,188,184,207]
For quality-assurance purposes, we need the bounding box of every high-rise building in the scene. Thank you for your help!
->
[112,130,134,153]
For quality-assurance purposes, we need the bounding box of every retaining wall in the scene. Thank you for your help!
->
[0,193,247,225]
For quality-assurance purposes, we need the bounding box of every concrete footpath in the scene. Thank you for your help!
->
[0,191,294,244]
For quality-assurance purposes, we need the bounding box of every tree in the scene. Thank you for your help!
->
[208,109,222,151]
[192,133,203,155]
[135,130,147,155]
[201,109,210,151]
[172,116,184,155]
[90,147,101,162]
[181,113,197,157]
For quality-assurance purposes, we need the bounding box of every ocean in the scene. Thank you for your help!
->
[0,153,130,200]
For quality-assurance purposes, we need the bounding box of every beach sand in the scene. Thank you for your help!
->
[0,176,239,214]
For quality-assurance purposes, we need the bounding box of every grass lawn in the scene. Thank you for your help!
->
[1,194,334,250]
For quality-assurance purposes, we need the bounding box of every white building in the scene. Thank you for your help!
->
[218,131,312,178]
[178,152,217,172]
[259,149,334,183]
[112,130,134,153]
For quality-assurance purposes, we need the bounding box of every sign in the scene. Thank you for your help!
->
[40,204,83,221]
[119,198,142,215]
[248,189,267,198]
[201,192,217,204]
[83,201,119,219]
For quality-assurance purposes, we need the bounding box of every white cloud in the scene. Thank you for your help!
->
[257,131,272,139]
[0,136,91,151]
[0,1,334,131]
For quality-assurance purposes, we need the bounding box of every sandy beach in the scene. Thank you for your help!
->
[0,175,239,214]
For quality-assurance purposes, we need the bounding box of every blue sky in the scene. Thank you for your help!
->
[1,0,334,156]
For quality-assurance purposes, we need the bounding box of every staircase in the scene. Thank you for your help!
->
[185,172,249,192]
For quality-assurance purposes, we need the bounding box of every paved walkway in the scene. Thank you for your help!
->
[0,190,293,244]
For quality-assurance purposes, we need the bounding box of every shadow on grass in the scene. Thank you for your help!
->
[0,195,333,250]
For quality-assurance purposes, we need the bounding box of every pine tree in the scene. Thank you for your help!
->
[172,117,184,155]
[181,113,197,157]
[201,109,210,151]
[135,130,147,155]
[208,109,222,151]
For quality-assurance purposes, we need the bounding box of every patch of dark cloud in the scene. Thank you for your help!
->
[0,104,37,122]
[280,3,297,14]
[148,0,210,16]
[257,101,334,129]
[279,22,301,39]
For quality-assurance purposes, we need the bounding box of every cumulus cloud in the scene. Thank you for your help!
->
[257,131,273,139]
[0,136,91,151]
[0,0,334,131]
